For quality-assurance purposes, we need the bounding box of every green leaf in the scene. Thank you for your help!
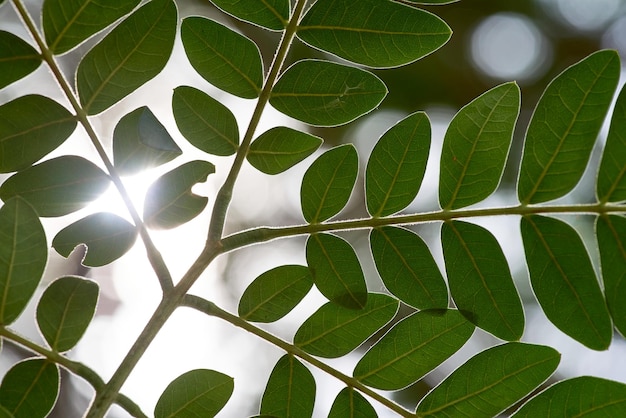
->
[442,220,525,341]
[328,388,377,418]
[401,0,460,4]
[0,156,111,217]
[417,342,560,418]
[353,309,474,390]
[270,60,387,127]
[0,95,77,173]
[36,276,98,352]
[439,82,520,209]
[597,83,626,203]
[512,376,626,417]
[0,198,47,325]
[143,160,215,229]
[238,265,313,323]
[0,31,41,89]
[521,215,612,350]
[42,0,140,54]
[247,127,322,175]
[154,369,234,418]
[306,233,367,310]
[113,106,181,176]
[207,0,289,31]
[297,0,451,68]
[301,144,358,223]
[0,359,59,418]
[366,112,431,217]
[260,355,315,418]
[0,405,13,418]
[596,215,626,337]
[52,212,138,267]
[294,293,398,358]
[518,50,620,204]
[76,0,177,115]
[182,17,263,99]
[370,226,448,310]
[172,86,239,156]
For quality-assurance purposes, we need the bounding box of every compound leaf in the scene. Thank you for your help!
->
[439,82,520,209]
[260,355,315,418]
[0,31,41,89]
[518,50,620,204]
[366,112,431,217]
[0,359,59,418]
[247,127,322,175]
[328,388,377,418]
[597,83,626,203]
[270,60,387,127]
[208,0,289,31]
[297,0,451,68]
[521,215,612,350]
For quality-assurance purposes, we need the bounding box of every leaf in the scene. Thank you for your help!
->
[36,276,99,352]
[597,83,626,203]
[52,212,138,267]
[260,355,315,418]
[370,226,448,310]
[442,220,525,341]
[306,233,367,310]
[207,0,289,31]
[247,127,322,175]
[328,388,377,418]
[353,309,474,390]
[366,112,431,217]
[238,265,313,323]
[301,144,358,223]
[143,160,215,229]
[294,293,398,358]
[172,86,239,156]
[439,82,520,209]
[512,376,626,417]
[521,215,612,350]
[76,0,177,115]
[42,0,140,55]
[416,342,560,418]
[518,50,620,204]
[113,106,181,176]
[0,359,59,418]
[0,156,111,217]
[0,198,47,325]
[401,0,460,4]
[270,60,387,127]
[182,17,263,99]
[154,369,234,418]
[297,0,451,69]
[0,95,77,173]
[0,31,41,89]
[596,215,626,337]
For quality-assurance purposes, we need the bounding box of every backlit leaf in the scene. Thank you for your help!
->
[301,144,358,223]
[417,343,560,418]
[260,355,315,418]
[172,86,239,156]
[208,0,289,31]
[518,50,620,204]
[36,276,98,352]
[0,359,59,418]
[366,112,431,217]
[143,160,215,229]
[0,95,76,173]
[439,82,520,209]
[370,226,448,310]
[154,369,233,418]
[182,17,263,99]
[294,293,398,358]
[247,127,322,175]
[442,220,524,341]
[521,215,612,350]
[353,309,474,390]
[76,0,177,115]
[597,83,626,203]
[52,212,138,267]
[306,233,367,310]
[328,388,377,418]
[0,31,41,89]
[270,60,387,127]
[238,265,313,323]
[0,156,111,217]
[297,0,451,68]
